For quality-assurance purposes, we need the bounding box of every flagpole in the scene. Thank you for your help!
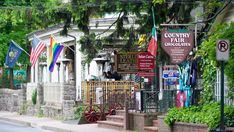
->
[151,6,158,93]
[11,40,30,56]
[152,6,156,28]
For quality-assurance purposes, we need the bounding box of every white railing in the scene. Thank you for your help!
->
[215,69,234,105]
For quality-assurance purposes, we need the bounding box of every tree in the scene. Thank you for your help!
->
[68,0,223,63]
[0,0,66,87]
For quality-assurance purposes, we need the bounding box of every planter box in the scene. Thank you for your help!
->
[158,115,209,132]
[129,112,159,132]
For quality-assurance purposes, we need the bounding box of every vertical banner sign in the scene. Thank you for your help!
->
[137,52,155,70]
[161,29,194,64]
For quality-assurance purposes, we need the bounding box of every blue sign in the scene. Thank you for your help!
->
[163,70,179,79]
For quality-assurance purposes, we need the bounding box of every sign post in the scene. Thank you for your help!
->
[161,29,194,64]
[216,39,230,132]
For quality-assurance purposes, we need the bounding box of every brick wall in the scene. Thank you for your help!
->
[158,115,208,132]
[173,122,208,132]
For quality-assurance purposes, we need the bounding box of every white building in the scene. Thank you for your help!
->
[27,15,137,101]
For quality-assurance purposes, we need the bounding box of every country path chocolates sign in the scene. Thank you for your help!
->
[161,29,194,64]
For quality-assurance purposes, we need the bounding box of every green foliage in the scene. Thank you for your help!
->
[0,0,68,65]
[74,105,85,120]
[197,22,234,101]
[0,68,10,88]
[36,107,44,118]
[79,33,103,63]
[32,88,37,105]
[164,103,234,129]
[152,0,165,5]
[19,102,28,115]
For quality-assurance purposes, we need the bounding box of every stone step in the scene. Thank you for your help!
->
[226,127,234,132]
[153,120,158,127]
[144,126,158,132]
[97,120,124,131]
[116,110,125,116]
[106,115,124,123]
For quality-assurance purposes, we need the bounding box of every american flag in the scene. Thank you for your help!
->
[30,35,46,67]
[134,74,141,83]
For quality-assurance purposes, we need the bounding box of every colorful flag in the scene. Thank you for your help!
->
[5,41,23,68]
[147,27,157,57]
[49,36,64,72]
[30,35,46,67]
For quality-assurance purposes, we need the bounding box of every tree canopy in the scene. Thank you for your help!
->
[0,0,223,64]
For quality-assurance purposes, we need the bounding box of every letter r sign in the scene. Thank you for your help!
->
[216,39,230,61]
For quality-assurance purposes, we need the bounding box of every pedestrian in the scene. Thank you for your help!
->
[100,72,107,80]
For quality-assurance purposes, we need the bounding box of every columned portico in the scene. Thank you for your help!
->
[46,45,51,82]
[59,50,65,83]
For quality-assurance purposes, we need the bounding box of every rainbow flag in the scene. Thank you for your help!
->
[49,36,64,72]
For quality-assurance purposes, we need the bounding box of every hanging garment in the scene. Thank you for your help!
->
[176,91,186,108]
[184,85,191,107]
[190,60,197,87]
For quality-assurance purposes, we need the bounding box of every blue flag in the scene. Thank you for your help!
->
[5,41,23,68]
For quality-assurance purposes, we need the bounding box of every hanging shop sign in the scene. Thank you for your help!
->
[137,52,155,70]
[115,52,154,73]
[115,52,138,73]
[161,29,194,64]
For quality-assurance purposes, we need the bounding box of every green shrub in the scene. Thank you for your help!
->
[32,89,37,105]
[74,105,85,119]
[164,103,234,129]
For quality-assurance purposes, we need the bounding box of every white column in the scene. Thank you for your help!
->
[46,45,51,82]
[76,42,82,100]
[159,65,163,90]
[65,64,69,82]
[43,65,47,83]
[30,66,34,83]
[35,61,39,83]
[60,62,64,83]
[57,64,60,82]
[60,50,64,83]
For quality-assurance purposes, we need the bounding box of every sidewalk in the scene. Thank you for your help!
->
[0,111,126,132]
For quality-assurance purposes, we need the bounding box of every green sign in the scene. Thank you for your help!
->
[7,69,26,86]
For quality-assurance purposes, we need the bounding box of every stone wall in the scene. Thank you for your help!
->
[62,84,76,119]
[0,83,76,120]
[0,88,22,112]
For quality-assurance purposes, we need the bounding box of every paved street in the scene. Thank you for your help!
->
[0,111,123,132]
[0,120,51,132]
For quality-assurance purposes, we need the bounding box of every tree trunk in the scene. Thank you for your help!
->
[9,68,14,89]
[26,65,31,82]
